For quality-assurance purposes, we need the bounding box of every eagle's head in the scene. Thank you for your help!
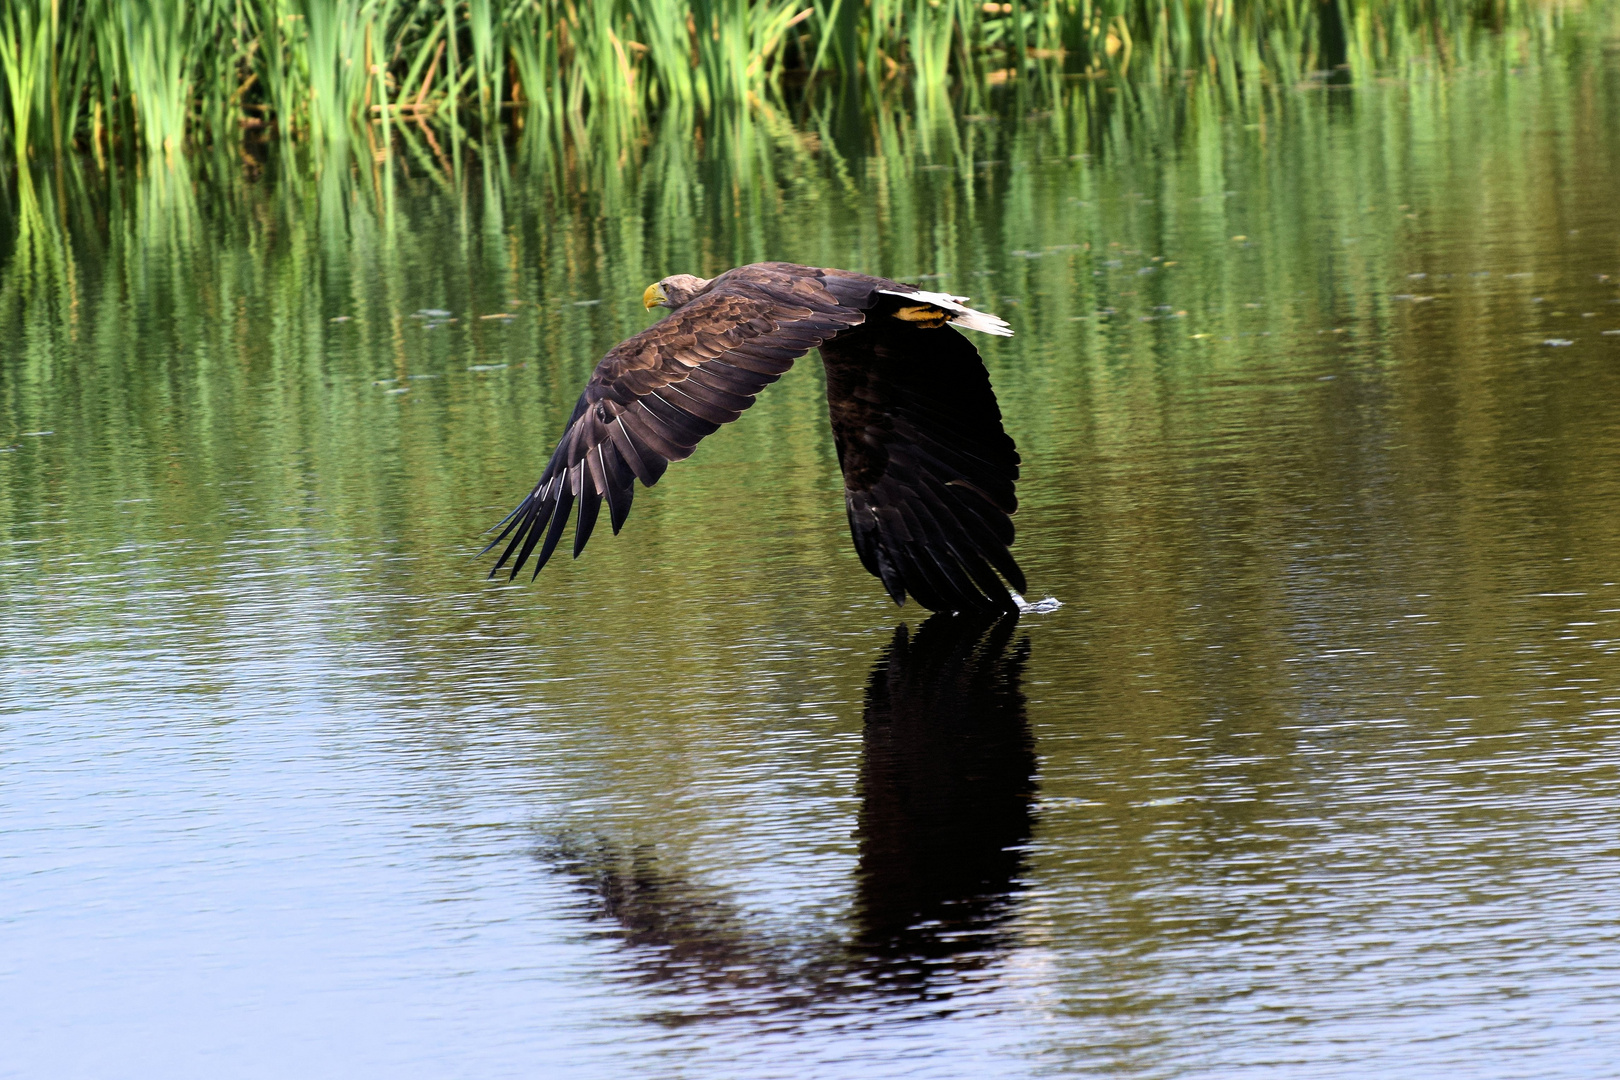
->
[642,274,711,311]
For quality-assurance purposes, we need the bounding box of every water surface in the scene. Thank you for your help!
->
[5,41,1620,1080]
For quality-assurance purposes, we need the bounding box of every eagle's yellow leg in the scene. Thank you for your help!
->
[892,304,948,328]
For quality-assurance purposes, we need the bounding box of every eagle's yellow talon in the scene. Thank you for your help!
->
[893,304,947,328]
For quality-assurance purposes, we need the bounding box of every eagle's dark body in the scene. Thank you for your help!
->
[486,262,1026,614]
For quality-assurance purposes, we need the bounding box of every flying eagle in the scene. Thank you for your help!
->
[484,262,1026,614]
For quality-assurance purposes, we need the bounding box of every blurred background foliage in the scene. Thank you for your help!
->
[4,7,1617,578]
[0,0,1601,166]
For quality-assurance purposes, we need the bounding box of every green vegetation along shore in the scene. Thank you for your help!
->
[0,0,1596,164]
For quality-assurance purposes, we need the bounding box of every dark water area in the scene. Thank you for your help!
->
[5,26,1620,1079]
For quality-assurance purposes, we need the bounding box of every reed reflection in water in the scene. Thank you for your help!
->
[543,614,1035,1019]
[6,21,1620,1077]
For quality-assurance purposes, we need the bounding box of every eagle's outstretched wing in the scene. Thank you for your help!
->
[820,299,1026,615]
[485,267,862,579]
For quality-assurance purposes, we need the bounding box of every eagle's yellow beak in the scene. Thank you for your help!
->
[642,283,666,310]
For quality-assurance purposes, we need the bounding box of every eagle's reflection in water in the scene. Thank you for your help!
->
[540,612,1035,1018]
[853,612,1035,982]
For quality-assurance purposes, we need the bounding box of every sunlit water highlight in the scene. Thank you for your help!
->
[5,38,1620,1080]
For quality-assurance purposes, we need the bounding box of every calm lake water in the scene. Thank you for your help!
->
[6,31,1620,1080]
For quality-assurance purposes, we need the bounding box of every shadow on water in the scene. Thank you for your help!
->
[539,612,1035,1020]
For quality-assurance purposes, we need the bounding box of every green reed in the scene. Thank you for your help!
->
[5,22,1616,620]
[0,0,1603,162]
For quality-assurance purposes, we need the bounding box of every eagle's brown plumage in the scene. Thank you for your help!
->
[484,262,1026,614]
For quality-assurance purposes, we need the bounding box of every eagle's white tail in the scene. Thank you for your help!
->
[879,288,1014,337]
